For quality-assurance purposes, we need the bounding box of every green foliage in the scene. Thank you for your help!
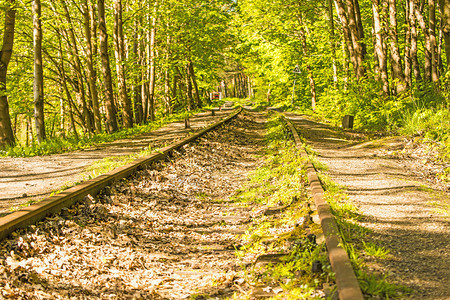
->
[0,109,200,157]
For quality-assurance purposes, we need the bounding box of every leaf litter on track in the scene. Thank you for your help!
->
[0,112,268,299]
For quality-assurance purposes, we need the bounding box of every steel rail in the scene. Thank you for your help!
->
[0,108,242,241]
[283,114,364,300]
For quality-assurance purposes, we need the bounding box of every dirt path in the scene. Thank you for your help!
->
[286,112,450,299]
[0,109,234,216]
[0,112,267,299]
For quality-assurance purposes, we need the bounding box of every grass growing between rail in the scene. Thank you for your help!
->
[228,114,335,299]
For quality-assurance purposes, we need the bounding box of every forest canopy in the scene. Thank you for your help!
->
[0,0,449,154]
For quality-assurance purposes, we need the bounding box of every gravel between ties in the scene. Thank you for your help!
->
[0,112,267,299]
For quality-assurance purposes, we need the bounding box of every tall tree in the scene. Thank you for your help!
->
[98,0,118,133]
[114,0,133,128]
[408,0,422,82]
[345,0,367,79]
[148,1,158,122]
[0,0,16,148]
[414,0,432,81]
[440,0,450,72]
[334,0,360,79]
[59,0,93,133]
[82,0,101,133]
[33,0,46,143]
[387,0,406,94]
[429,0,439,84]
[373,0,390,96]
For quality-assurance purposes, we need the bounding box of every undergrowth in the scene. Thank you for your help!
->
[0,109,201,157]
[229,114,335,299]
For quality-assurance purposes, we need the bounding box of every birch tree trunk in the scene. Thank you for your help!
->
[98,0,118,133]
[33,0,45,143]
[0,0,16,148]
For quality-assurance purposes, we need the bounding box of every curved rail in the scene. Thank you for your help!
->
[0,108,242,241]
[283,114,364,300]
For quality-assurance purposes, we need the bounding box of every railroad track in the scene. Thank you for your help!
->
[0,109,364,299]
[0,108,242,241]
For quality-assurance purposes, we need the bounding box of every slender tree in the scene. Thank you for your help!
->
[0,0,16,148]
[373,0,390,96]
[98,0,118,133]
[82,0,101,133]
[388,0,406,94]
[148,1,158,121]
[440,0,450,71]
[114,0,133,128]
[429,0,439,84]
[33,0,45,143]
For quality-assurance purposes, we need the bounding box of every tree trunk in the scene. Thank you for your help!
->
[439,0,450,71]
[59,87,65,137]
[60,0,93,133]
[114,0,132,128]
[345,0,367,79]
[33,0,45,143]
[298,13,317,111]
[0,0,16,148]
[414,0,432,81]
[353,0,367,59]
[328,0,338,86]
[164,32,171,114]
[148,2,158,121]
[82,0,101,133]
[334,0,359,78]
[388,0,406,94]
[133,23,143,124]
[404,0,412,87]
[188,60,201,108]
[98,0,118,133]
[409,0,422,82]
[171,74,178,113]
[185,66,193,110]
[429,0,439,84]
[373,0,390,96]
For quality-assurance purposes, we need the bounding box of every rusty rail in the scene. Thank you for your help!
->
[0,108,242,241]
[283,115,364,300]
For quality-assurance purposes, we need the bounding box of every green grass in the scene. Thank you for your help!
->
[0,108,203,157]
[228,113,332,299]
